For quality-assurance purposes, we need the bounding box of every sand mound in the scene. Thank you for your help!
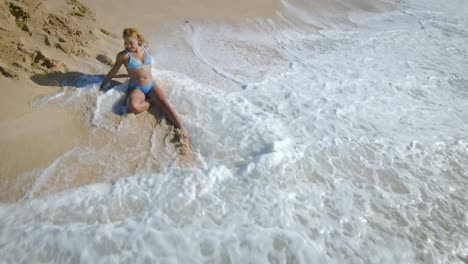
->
[0,0,115,79]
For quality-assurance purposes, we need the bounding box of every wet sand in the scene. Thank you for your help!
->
[0,78,87,202]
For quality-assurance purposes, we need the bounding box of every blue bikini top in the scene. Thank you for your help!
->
[126,47,152,69]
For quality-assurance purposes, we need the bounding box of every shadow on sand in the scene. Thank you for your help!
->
[30,71,129,91]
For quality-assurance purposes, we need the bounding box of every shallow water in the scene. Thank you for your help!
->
[2,0,468,263]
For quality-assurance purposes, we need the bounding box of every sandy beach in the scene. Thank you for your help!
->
[0,0,286,202]
[0,0,388,202]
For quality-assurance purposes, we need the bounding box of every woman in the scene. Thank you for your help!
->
[100,27,189,145]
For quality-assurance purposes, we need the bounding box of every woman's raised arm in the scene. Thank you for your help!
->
[100,53,124,91]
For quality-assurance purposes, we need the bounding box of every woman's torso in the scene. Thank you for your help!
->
[123,47,153,86]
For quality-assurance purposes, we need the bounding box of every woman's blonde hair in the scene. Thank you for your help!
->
[122,27,147,46]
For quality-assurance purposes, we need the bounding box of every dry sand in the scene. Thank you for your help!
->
[0,0,387,202]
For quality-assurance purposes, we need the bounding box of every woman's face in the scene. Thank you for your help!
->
[124,37,139,52]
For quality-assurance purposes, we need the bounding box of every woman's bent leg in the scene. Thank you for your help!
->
[149,83,187,135]
[128,88,150,114]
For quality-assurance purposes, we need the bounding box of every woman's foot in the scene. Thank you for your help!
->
[173,129,190,155]
[179,133,190,155]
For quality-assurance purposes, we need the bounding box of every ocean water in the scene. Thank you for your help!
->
[2,0,468,263]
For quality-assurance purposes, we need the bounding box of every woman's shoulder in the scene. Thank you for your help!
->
[115,50,129,61]
[117,50,129,57]
[143,45,151,53]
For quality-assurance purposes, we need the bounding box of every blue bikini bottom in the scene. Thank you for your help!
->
[129,80,155,96]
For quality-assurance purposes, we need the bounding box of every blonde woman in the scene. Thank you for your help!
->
[100,28,189,145]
